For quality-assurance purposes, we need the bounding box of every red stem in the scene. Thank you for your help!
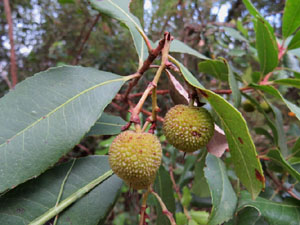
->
[72,13,101,65]
[4,0,18,87]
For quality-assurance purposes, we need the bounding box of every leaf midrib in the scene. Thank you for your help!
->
[0,77,125,148]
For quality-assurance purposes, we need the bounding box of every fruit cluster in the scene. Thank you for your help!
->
[109,104,215,189]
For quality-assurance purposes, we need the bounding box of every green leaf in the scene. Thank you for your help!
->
[90,0,148,63]
[274,78,300,89]
[235,207,268,225]
[181,186,192,208]
[192,151,210,198]
[242,0,262,19]
[282,0,300,38]
[267,149,300,182]
[225,60,241,107]
[153,166,176,225]
[170,39,209,60]
[198,60,228,81]
[255,18,278,75]
[0,156,122,225]
[291,137,300,157]
[204,154,237,225]
[0,66,126,193]
[170,58,264,199]
[224,27,248,42]
[238,191,300,225]
[288,30,300,50]
[86,113,126,136]
[250,84,300,121]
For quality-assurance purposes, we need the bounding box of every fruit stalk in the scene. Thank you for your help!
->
[151,189,177,225]
[130,32,172,129]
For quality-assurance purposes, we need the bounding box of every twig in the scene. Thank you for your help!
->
[3,0,18,87]
[266,170,300,201]
[72,13,101,65]
[129,32,172,126]
[150,189,177,225]
[169,165,191,220]
[123,35,168,100]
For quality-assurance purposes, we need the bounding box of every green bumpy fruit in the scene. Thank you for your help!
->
[109,130,162,190]
[242,99,255,112]
[163,105,214,152]
[260,100,271,113]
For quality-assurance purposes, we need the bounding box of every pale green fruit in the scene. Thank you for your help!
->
[109,130,162,190]
[163,105,214,152]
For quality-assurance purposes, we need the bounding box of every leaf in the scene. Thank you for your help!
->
[274,78,300,89]
[282,0,300,38]
[90,0,148,63]
[250,84,300,121]
[192,151,210,198]
[86,113,126,136]
[271,105,288,156]
[0,66,126,193]
[267,149,300,182]
[207,124,228,158]
[204,154,237,225]
[0,156,123,225]
[255,18,278,75]
[170,58,264,199]
[169,39,209,60]
[288,30,300,50]
[225,60,241,107]
[238,191,300,225]
[242,0,262,19]
[153,166,176,225]
[236,207,269,225]
[166,70,189,105]
[224,27,248,42]
[198,60,228,81]
[292,137,300,157]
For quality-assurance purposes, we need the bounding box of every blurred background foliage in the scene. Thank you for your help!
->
[1,0,300,224]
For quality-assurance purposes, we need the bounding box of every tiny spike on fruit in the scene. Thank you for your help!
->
[109,130,162,190]
[163,104,214,152]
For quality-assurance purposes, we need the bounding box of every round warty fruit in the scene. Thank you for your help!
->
[163,104,214,152]
[109,130,162,189]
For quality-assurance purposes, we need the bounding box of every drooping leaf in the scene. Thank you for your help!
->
[0,156,122,225]
[224,27,248,42]
[166,71,189,105]
[192,151,210,198]
[90,0,149,64]
[0,66,127,193]
[170,39,209,60]
[207,124,228,158]
[198,60,228,81]
[282,0,300,38]
[225,59,241,107]
[86,113,126,136]
[270,105,288,156]
[255,18,278,75]
[288,30,300,50]
[291,137,300,157]
[204,154,237,225]
[153,166,176,225]
[274,78,300,89]
[250,84,300,121]
[170,57,264,199]
[267,149,300,182]
[238,191,300,225]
